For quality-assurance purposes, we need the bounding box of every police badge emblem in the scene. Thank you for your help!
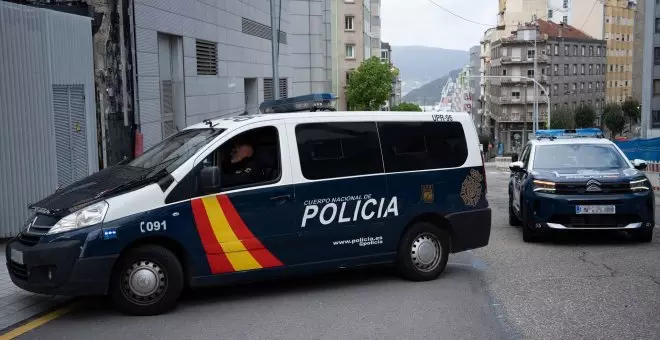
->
[421,185,434,203]
[460,169,483,207]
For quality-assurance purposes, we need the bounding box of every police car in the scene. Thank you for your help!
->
[6,94,491,315]
[508,128,655,243]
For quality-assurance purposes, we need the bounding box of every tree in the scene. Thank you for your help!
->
[574,105,596,128]
[603,103,626,138]
[346,57,394,111]
[391,102,422,112]
[549,107,575,129]
[621,98,641,127]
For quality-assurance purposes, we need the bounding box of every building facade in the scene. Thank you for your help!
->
[498,0,637,103]
[380,42,402,108]
[640,0,660,137]
[332,0,379,111]
[469,45,484,133]
[489,20,606,153]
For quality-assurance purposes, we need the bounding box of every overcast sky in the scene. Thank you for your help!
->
[380,0,498,51]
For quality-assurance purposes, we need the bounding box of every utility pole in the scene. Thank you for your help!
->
[270,0,280,99]
[532,15,538,133]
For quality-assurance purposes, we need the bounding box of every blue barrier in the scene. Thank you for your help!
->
[614,137,660,161]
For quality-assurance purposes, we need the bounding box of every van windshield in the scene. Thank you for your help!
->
[128,128,224,175]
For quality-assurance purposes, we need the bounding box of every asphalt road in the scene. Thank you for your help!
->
[16,169,660,340]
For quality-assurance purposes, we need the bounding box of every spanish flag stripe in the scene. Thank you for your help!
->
[216,195,256,240]
[217,195,283,268]
[190,199,233,273]
[201,196,262,271]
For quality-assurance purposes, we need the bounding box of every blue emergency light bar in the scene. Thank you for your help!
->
[536,128,604,139]
[259,93,338,114]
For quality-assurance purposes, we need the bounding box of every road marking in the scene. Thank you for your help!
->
[0,301,84,340]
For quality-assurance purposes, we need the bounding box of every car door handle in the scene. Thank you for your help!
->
[270,194,292,202]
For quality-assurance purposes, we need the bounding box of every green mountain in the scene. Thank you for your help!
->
[402,68,462,105]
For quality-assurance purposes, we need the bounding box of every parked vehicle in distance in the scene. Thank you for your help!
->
[508,128,655,242]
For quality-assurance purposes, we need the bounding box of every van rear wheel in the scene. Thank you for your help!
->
[110,245,184,316]
[397,222,450,281]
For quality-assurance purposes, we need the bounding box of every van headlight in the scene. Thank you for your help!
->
[630,178,651,192]
[48,201,109,235]
[533,180,556,193]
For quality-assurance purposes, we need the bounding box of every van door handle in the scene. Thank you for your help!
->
[270,194,292,202]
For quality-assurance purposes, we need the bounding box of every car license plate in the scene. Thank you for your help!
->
[10,248,23,265]
[575,205,616,214]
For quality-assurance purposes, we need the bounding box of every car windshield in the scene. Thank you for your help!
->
[128,128,224,174]
[533,144,629,170]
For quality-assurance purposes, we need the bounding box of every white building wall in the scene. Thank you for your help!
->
[133,0,328,149]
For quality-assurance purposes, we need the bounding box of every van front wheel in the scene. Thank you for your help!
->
[397,222,450,281]
[110,245,184,316]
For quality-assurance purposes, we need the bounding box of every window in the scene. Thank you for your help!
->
[652,110,660,128]
[597,46,601,56]
[573,64,577,75]
[345,16,354,30]
[264,78,288,100]
[562,16,568,24]
[589,46,594,56]
[553,64,559,75]
[573,45,578,55]
[554,44,559,55]
[602,64,606,74]
[196,39,218,75]
[527,49,535,59]
[654,48,660,65]
[165,126,279,203]
[564,45,569,56]
[564,64,569,75]
[656,18,660,33]
[596,64,600,74]
[581,46,585,56]
[596,81,600,89]
[295,122,383,180]
[553,84,558,94]
[572,83,577,91]
[548,9,553,18]
[563,0,568,9]
[564,83,569,93]
[345,44,355,58]
[527,69,535,77]
[589,64,593,75]
[377,122,468,172]
[580,82,585,92]
[654,80,660,95]
[581,64,585,75]
[512,91,521,98]
[610,65,614,72]
[588,82,592,92]
[502,69,507,76]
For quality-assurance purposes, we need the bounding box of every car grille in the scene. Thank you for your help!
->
[555,182,630,194]
[8,261,28,280]
[17,214,58,247]
[549,214,639,228]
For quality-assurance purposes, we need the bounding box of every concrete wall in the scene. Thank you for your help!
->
[133,0,329,149]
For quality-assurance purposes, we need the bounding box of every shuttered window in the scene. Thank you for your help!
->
[263,78,288,100]
[196,39,217,75]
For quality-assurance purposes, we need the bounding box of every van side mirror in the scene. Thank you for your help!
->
[632,159,647,171]
[509,161,525,172]
[200,166,222,192]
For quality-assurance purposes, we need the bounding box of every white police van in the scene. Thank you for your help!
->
[7,94,491,315]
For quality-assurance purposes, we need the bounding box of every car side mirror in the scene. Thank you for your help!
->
[509,161,525,172]
[511,154,519,162]
[632,159,647,171]
[200,166,222,192]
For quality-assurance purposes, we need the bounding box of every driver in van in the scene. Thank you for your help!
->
[221,138,265,188]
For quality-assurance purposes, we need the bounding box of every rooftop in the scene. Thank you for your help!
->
[536,19,594,40]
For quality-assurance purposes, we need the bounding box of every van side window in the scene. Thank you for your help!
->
[295,122,383,180]
[377,122,468,172]
[166,126,281,203]
[520,145,531,167]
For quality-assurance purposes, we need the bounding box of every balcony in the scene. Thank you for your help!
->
[500,55,548,64]
[501,75,547,85]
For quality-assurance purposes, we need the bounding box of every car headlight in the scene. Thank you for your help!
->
[630,178,651,192]
[533,180,556,193]
[48,201,109,235]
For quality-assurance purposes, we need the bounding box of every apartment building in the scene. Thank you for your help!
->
[480,28,497,138]
[488,20,606,153]
[639,0,660,137]
[332,0,379,110]
[469,45,484,132]
[498,0,637,103]
[380,42,402,108]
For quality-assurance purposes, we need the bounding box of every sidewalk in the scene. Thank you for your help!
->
[0,243,70,332]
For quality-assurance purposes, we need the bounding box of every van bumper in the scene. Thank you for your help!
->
[6,237,117,296]
[446,207,491,253]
